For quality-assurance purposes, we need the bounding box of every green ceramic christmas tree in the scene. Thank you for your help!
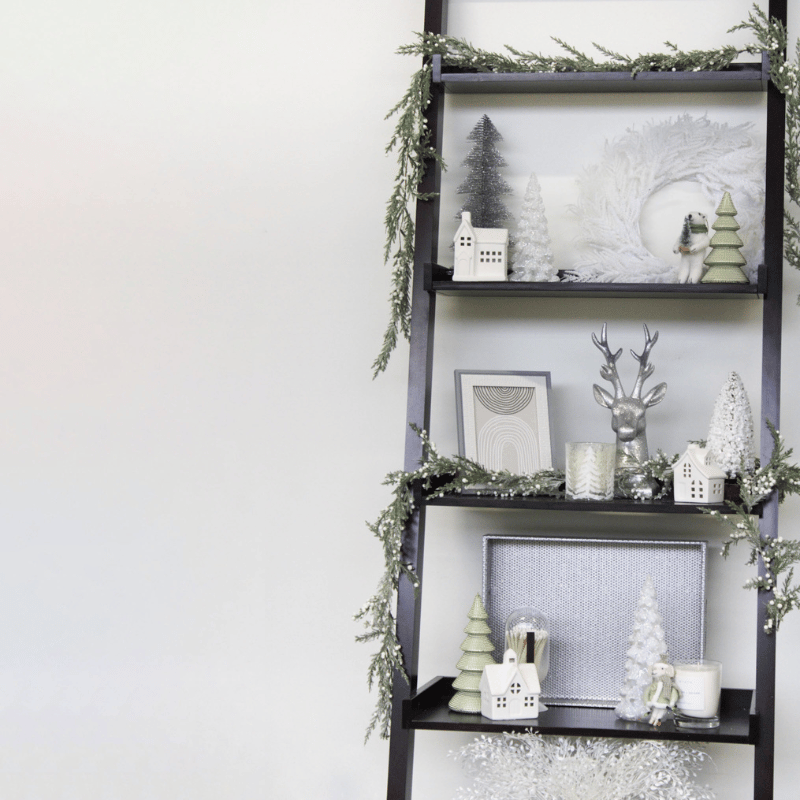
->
[701,192,749,284]
[449,593,496,713]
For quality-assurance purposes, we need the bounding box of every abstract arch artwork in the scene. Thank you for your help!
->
[456,371,553,473]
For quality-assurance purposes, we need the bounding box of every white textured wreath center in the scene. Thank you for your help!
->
[568,114,765,283]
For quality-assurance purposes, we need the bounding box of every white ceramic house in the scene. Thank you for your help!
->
[479,648,541,720]
[453,211,509,281]
[673,443,726,504]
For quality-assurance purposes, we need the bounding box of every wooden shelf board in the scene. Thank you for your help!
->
[425,491,756,515]
[432,55,767,94]
[404,677,756,745]
[426,265,767,299]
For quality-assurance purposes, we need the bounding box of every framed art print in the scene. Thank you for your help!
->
[455,370,554,473]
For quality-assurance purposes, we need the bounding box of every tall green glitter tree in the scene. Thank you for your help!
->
[457,115,513,230]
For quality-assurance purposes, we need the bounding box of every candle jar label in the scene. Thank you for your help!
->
[675,672,711,713]
[673,660,722,727]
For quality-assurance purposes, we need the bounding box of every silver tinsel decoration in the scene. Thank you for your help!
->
[452,733,714,800]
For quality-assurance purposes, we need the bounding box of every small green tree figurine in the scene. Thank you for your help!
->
[701,192,749,283]
[449,593,496,713]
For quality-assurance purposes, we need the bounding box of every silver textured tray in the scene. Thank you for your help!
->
[482,536,706,708]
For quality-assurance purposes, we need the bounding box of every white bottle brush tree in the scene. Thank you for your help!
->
[706,371,755,477]
[615,576,670,721]
[511,172,558,282]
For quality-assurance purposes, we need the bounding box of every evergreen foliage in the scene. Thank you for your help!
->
[358,424,800,738]
[355,426,563,739]
[704,422,800,633]
[373,63,444,377]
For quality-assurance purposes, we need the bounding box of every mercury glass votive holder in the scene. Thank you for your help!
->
[565,442,616,500]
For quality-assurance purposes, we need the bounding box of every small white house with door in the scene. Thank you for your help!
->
[453,211,509,281]
[480,648,541,720]
[673,443,726,504]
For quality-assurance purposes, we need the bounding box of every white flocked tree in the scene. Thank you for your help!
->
[615,576,670,721]
[706,371,755,477]
[510,172,558,282]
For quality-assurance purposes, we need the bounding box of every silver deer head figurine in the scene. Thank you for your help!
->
[592,323,667,471]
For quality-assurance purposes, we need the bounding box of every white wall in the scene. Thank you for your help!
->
[1,1,800,798]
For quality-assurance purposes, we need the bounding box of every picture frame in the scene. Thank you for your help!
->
[455,370,554,473]
[483,536,707,707]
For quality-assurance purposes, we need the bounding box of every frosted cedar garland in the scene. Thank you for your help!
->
[704,422,800,633]
[374,4,800,375]
[354,426,562,740]
[358,423,800,739]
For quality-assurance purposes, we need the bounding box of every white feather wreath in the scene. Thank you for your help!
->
[567,115,765,283]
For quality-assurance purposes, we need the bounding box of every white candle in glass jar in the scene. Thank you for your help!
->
[674,660,722,718]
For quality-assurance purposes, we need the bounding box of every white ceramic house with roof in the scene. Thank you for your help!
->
[479,648,541,720]
[673,443,727,504]
[453,211,509,281]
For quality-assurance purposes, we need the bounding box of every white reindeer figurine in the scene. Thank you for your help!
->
[592,323,667,497]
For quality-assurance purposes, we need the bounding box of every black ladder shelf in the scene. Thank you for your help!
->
[385,2,787,798]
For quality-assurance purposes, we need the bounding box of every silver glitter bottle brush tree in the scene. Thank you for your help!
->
[457,115,513,234]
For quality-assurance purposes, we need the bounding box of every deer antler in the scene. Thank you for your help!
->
[630,324,659,400]
[592,322,625,400]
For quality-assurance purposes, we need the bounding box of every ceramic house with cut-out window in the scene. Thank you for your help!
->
[479,648,541,720]
[453,211,509,281]
[673,443,726,504]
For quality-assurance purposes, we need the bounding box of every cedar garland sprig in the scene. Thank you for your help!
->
[703,422,800,633]
[638,450,680,499]
[358,423,800,739]
[396,31,748,76]
[355,426,563,740]
[373,63,445,378]
[731,5,800,282]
